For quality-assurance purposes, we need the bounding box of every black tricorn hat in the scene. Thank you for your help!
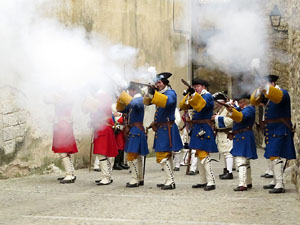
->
[192,78,209,87]
[213,92,227,101]
[234,93,251,101]
[156,72,172,80]
[265,74,279,83]
[155,72,172,85]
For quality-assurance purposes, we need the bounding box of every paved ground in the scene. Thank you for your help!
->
[0,148,299,225]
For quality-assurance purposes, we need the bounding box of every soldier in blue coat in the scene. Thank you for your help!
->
[116,83,149,188]
[227,94,257,191]
[179,78,218,191]
[251,75,296,194]
[144,72,183,190]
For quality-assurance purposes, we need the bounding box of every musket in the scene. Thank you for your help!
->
[130,81,153,88]
[89,133,94,172]
[186,148,192,175]
[215,100,233,109]
[181,79,192,88]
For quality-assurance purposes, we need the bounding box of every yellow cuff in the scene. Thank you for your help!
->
[189,93,206,112]
[250,89,262,106]
[151,91,168,108]
[265,86,283,104]
[179,95,190,110]
[116,99,126,112]
[119,91,133,105]
[270,156,280,161]
[230,108,243,123]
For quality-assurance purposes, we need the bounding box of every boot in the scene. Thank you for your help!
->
[93,155,100,172]
[202,156,216,191]
[269,159,285,194]
[126,160,139,188]
[192,162,207,188]
[246,161,252,188]
[173,152,181,171]
[220,154,233,180]
[113,152,123,170]
[235,157,247,190]
[60,154,76,184]
[219,168,228,178]
[118,150,129,169]
[160,158,176,190]
[97,155,113,185]
[137,155,144,186]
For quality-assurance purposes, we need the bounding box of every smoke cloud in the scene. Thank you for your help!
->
[175,0,270,94]
[0,0,156,139]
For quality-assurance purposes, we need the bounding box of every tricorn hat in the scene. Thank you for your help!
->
[192,78,209,87]
[265,74,279,83]
[155,72,172,85]
[234,93,250,101]
[213,92,228,101]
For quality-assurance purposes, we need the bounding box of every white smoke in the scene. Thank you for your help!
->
[0,0,156,139]
[174,0,270,94]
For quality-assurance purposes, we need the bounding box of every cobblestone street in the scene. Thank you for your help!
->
[0,149,299,225]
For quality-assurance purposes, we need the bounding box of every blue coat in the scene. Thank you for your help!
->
[264,89,296,159]
[230,106,257,159]
[189,92,218,153]
[122,97,149,156]
[153,89,183,152]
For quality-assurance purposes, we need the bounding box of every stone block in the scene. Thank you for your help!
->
[2,127,14,141]
[3,140,16,155]
[2,113,19,127]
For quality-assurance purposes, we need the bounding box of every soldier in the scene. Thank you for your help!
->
[116,83,149,187]
[179,78,218,191]
[45,92,78,184]
[227,94,257,191]
[144,72,183,190]
[250,75,296,194]
[84,91,119,185]
[211,92,234,180]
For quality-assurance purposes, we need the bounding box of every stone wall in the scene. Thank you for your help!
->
[286,0,300,194]
[0,0,190,177]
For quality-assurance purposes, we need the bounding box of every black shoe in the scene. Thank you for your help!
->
[174,167,180,171]
[93,169,101,172]
[269,188,285,194]
[192,183,207,188]
[113,164,123,170]
[219,168,228,178]
[119,163,129,170]
[60,176,76,184]
[161,183,176,190]
[126,182,139,188]
[139,181,144,186]
[95,179,101,184]
[233,186,247,191]
[204,185,216,191]
[97,180,113,185]
[57,177,64,181]
[157,183,164,188]
[263,184,275,189]
[187,171,196,175]
[260,173,267,177]
[247,184,253,189]
[265,174,274,178]
[220,172,233,180]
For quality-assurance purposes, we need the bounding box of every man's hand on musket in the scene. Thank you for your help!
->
[186,87,195,95]
[148,85,156,95]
